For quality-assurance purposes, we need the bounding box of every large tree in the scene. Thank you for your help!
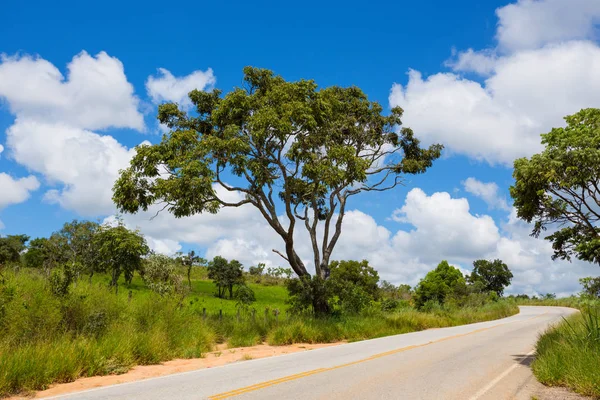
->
[511,108,600,266]
[113,67,441,299]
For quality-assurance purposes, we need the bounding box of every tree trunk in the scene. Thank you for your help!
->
[187,266,192,288]
[229,285,233,299]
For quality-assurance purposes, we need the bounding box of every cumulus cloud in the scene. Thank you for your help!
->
[391,0,600,165]
[146,67,215,107]
[391,41,600,165]
[0,51,144,131]
[0,173,40,209]
[463,177,510,211]
[496,0,600,52]
[0,52,149,216]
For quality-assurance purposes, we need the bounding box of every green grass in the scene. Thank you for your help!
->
[0,268,518,398]
[532,306,600,399]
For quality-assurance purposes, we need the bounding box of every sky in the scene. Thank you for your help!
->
[1,0,599,296]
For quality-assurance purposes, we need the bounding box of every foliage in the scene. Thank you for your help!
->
[234,284,256,306]
[580,276,600,298]
[286,275,330,315]
[48,265,75,297]
[327,260,380,313]
[468,259,513,296]
[52,220,101,278]
[143,254,186,296]
[207,256,244,299]
[511,108,600,266]
[93,222,149,293]
[248,263,265,276]
[413,260,466,309]
[112,67,442,315]
[381,298,399,312]
[0,234,28,266]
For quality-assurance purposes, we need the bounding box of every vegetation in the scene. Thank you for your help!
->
[112,67,442,313]
[413,260,466,309]
[207,256,245,299]
[0,266,518,397]
[532,306,600,398]
[511,108,600,267]
[468,259,513,296]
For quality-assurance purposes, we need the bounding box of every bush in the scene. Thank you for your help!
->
[234,284,256,306]
[286,275,330,315]
[142,254,186,296]
[381,298,399,312]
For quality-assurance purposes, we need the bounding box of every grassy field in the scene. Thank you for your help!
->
[532,305,600,398]
[0,268,518,397]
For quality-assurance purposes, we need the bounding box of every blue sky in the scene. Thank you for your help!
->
[1,0,599,295]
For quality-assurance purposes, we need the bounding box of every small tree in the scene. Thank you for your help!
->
[511,108,600,267]
[207,256,244,299]
[52,220,100,280]
[468,259,513,296]
[181,250,205,288]
[580,276,600,298]
[248,263,265,277]
[143,253,186,296]
[414,261,466,309]
[94,222,149,293]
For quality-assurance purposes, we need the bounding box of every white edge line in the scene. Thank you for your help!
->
[468,349,536,400]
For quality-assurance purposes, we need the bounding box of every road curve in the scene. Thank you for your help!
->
[46,306,576,400]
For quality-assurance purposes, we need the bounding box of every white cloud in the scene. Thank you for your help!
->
[390,41,600,164]
[146,67,215,107]
[6,120,146,215]
[496,0,600,52]
[463,177,510,211]
[392,0,600,165]
[0,51,150,216]
[0,51,144,131]
[0,144,4,156]
[0,173,40,209]
[446,48,497,75]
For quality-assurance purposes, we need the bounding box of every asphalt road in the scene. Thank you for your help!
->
[47,306,576,400]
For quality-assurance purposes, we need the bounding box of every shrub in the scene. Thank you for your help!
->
[381,298,399,312]
[142,254,185,296]
[234,284,256,306]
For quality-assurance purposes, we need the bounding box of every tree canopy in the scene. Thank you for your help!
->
[0,234,29,267]
[113,67,442,286]
[93,222,149,292]
[413,260,466,309]
[207,256,244,299]
[469,259,513,296]
[511,108,600,266]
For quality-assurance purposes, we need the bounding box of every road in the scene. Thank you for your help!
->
[46,306,576,400]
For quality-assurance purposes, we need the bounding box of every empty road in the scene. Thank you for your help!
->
[47,306,575,400]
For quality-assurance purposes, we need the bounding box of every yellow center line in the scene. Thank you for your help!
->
[208,311,549,400]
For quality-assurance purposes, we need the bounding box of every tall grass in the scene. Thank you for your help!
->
[532,306,600,398]
[0,269,518,397]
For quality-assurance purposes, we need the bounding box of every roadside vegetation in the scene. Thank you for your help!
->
[520,277,600,398]
[532,305,600,398]
[0,221,518,397]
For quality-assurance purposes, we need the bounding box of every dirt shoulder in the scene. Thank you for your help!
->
[10,342,344,399]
